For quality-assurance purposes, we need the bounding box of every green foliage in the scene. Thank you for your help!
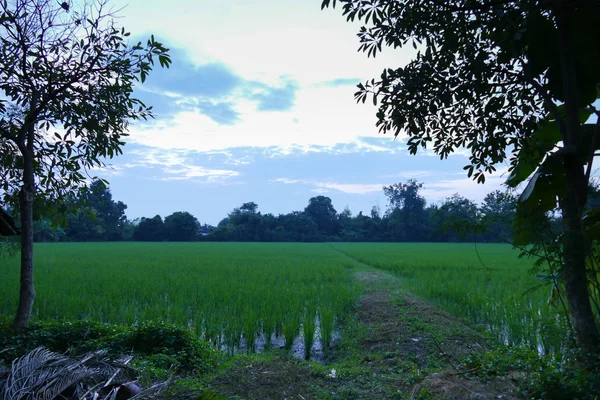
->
[322,0,600,352]
[63,180,128,241]
[133,215,167,241]
[462,347,600,400]
[100,321,218,373]
[304,196,340,236]
[207,182,514,244]
[164,212,200,242]
[0,317,219,374]
[0,0,171,212]
[0,236,19,257]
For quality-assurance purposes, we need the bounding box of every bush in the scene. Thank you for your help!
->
[0,317,219,374]
[461,346,600,400]
[98,321,219,373]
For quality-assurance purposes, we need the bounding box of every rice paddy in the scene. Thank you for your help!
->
[330,242,568,354]
[0,242,564,356]
[0,243,357,359]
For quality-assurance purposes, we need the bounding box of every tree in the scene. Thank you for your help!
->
[133,215,166,242]
[434,194,480,243]
[33,218,65,242]
[383,180,428,241]
[63,180,127,241]
[323,0,600,352]
[479,190,517,242]
[0,0,171,329]
[164,211,200,242]
[304,196,340,237]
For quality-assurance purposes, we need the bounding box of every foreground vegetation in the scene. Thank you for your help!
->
[1,244,598,398]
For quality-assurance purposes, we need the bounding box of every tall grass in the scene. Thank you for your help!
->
[331,243,567,354]
[0,242,564,357]
[0,243,357,358]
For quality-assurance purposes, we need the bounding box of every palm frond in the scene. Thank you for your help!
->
[0,347,141,400]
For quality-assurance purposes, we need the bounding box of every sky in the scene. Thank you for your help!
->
[97,0,512,226]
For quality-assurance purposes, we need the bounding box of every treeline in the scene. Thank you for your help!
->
[32,180,208,242]
[31,179,517,243]
[208,180,515,243]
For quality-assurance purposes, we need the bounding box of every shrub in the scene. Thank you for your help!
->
[0,317,219,374]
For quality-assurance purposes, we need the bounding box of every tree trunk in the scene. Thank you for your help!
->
[12,161,35,331]
[556,2,600,353]
[12,94,38,331]
[561,164,599,352]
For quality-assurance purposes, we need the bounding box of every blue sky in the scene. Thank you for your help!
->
[98,0,511,225]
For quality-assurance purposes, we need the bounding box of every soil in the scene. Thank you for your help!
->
[204,260,523,399]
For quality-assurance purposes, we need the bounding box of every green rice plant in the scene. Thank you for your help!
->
[243,307,258,354]
[331,242,565,354]
[0,242,355,356]
[282,312,300,351]
[319,306,335,357]
[261,313,275,348]
[302,304,317,360]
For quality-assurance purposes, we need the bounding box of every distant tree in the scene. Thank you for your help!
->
[63,180,127,241]
[434,194,479,242]
[370,205,381,221]
[479,190,517,242]
[239,202,259,214]
[0,0,171,330]
[164,211,200,241]
[133,215,166,242]
[121,219,138,241]
[217,217,230,228]
[32,219,64,242]
[383,180,428,241]
[304,196,339,237]
[277,212,320,242]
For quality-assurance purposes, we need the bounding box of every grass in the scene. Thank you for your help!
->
[0,242,357,359]
[330,242,568,354]
[2,242,595,399]
[0,242,563,356]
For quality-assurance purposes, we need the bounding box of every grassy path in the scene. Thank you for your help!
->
[203,260,520,399]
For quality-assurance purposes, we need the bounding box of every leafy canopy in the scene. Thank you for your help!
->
[0,0,171,211]
[321,0,600,185]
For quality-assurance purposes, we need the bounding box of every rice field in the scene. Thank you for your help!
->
[330,243,568,354]
[0,243,357,359]
[0,242,565,356]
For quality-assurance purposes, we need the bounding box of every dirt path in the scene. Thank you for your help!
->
[206,265,521,399]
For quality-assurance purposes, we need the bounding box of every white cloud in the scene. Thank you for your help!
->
[162,165,239,183]
[315,182,383,194]
[88,165,124,177]
[273,177,383,195]
[421,168,511,204]
[128,83,394,154]
[118,0,414,86]
[124,148,239,184]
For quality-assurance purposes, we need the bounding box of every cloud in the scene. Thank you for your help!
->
[144,47,242,99]
[316,78,360,87]
[133,46,302,124]
[272,178,383,195]
[123,148,239,184]
[251,80,298,112]
[315,182,383,194]
[196,101,240,125]
[421,169,510,204]
[162,165,239,183]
